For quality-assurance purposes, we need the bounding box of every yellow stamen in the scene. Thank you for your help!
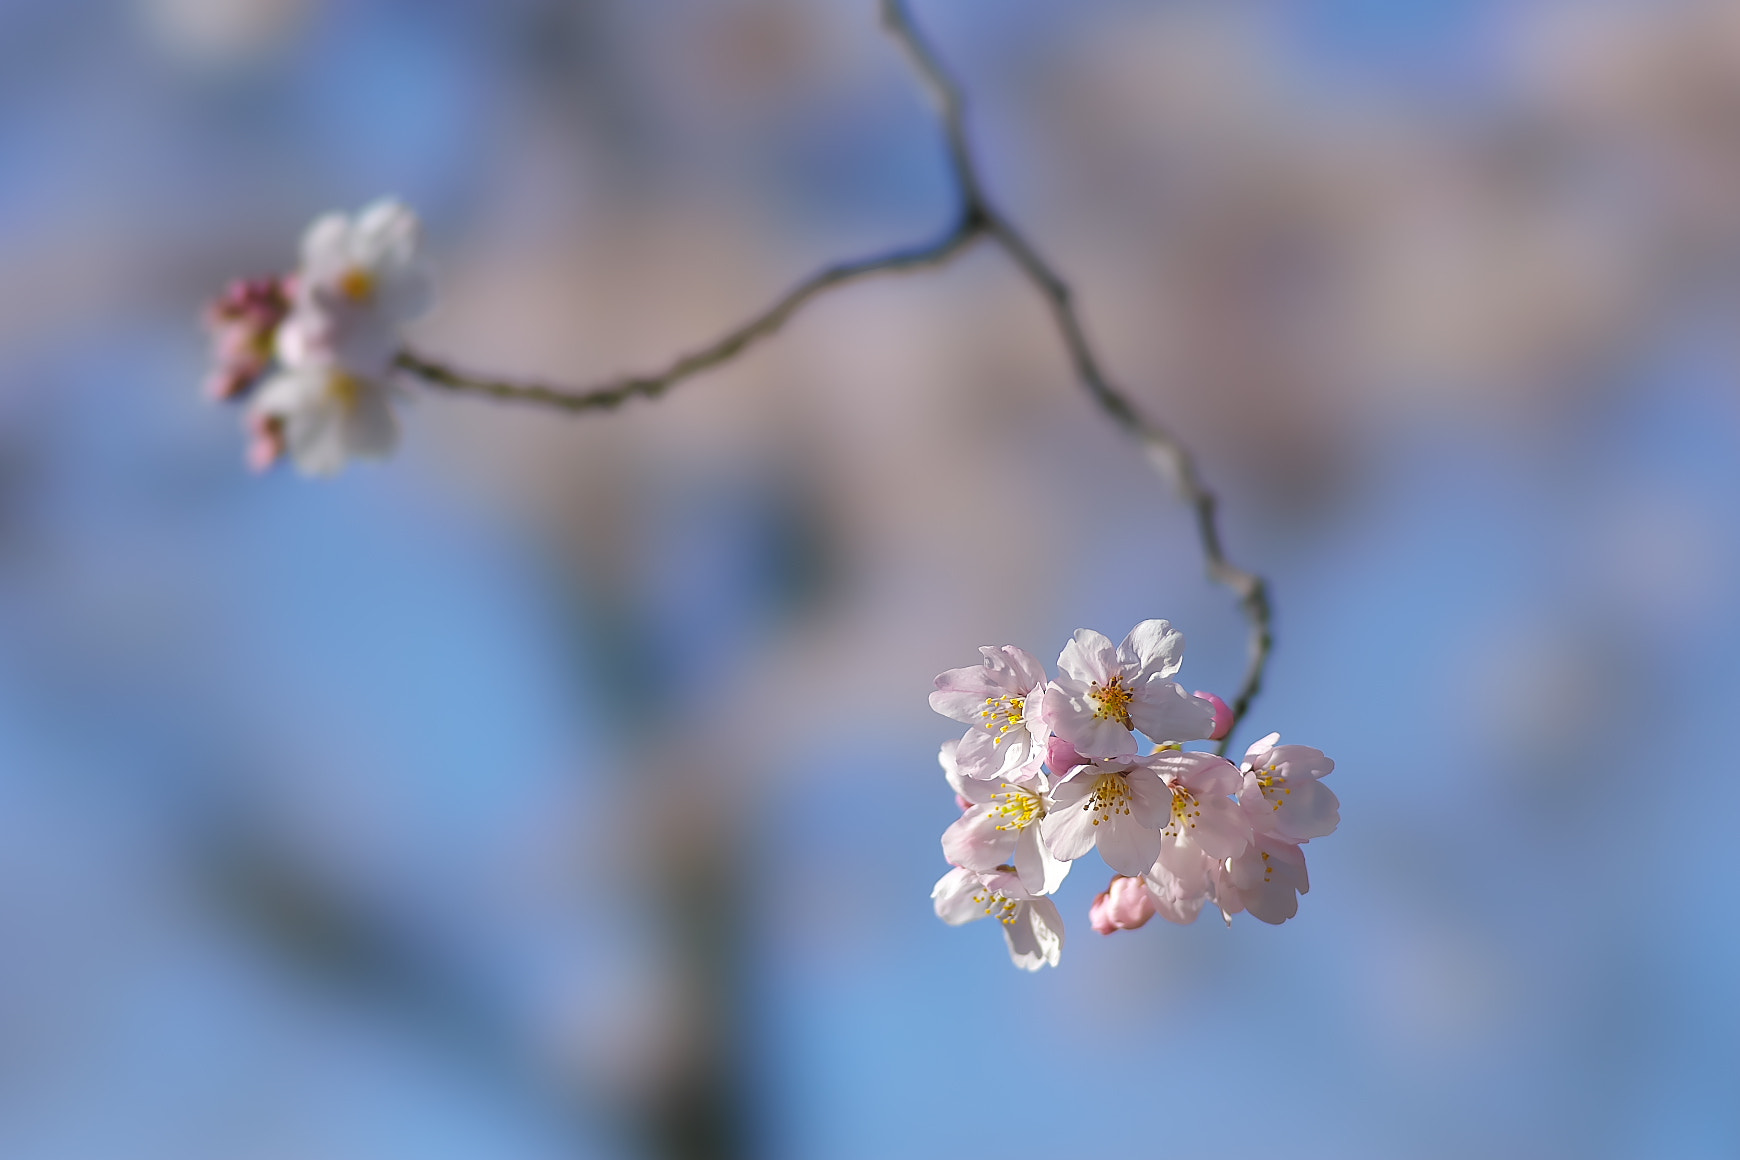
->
[1090,676,1134,729]
[978,694,1026,746]
[988,784,1042,832]
[338,266,375,301]
[1080,772,1133,826]
[327,371,363,411]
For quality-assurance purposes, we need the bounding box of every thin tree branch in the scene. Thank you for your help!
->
[880,0,1273,754]
[395,224,984,411]
[396,0,1273,752]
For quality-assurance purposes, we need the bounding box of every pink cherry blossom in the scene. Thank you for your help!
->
[1142,848,1215,925]
[940,741,1070,896]
[1212,832,1311,925]
[929,645,1049,780]
[1089,875,1155,934]
[1148,748,1252,878]
[1041,621,1216,758]
[932,866,1065,970]
[1039,753,1175,876]
[1238,732,1339,842]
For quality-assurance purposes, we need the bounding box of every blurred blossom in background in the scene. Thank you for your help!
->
[2,0,1738,1156]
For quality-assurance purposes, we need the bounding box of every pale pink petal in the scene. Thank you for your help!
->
[1117,618,1186,681]
[1044,680,1138,758]
[1129,677,1217,745]
[1096,813,1163,876]
[931,867,985,925]
[1056,629,1118,685]
[1189,794,1253,860]
[1004,897,1064,969]
[941,806,1016,870]
[1014,821,1071,896]
[1243,732,1283,764]
[1039,780,1100,863]
[1122,764,1173,830]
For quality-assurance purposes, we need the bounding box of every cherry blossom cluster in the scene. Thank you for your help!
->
[930,619,1338,970]
[202,198,432,476]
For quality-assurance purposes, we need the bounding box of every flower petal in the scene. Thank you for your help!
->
[942,806,1017,871]
[1056,629,1117,685]
[931,867,986,925]
[1097,814,1163,876]
[1117,619,1185,681]
[1129,678,1217,745]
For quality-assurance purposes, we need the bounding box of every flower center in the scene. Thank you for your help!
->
[988,784,1042,831]
[1090,676,1134,729]
[969,887,1022,925]
[1081,772,1132,826]
[1164,784,1201,836]
[327,371,364,411]
[338,266,376,301]
[978,693,1027,745]
[1252,762,1291,812]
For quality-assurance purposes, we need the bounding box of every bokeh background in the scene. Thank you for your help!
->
[2,0,1739,1156]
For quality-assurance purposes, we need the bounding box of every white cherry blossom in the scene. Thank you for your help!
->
[929,645,1050,780]
[939,743,1070,896]
[278,197,433,377]
[925,622,1339,966]
[1041,621,1216,758]
[247,362,397,477]
[1040,752,1175,876]
[932,866,1065,971]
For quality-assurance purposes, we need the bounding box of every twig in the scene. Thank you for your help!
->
[395,0,1273,752]
[395,225,984,411]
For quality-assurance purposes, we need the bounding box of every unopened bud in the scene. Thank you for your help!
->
[1089,875,1155,935]
[1194,691,1234,741]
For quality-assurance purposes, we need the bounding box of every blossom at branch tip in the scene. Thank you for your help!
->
[1042,621,1216,758]
[1089,875,1155,935]
[277,198,433,377]
[202,276,292,400]
[1237,732,1339,843]
[940,742,1070,896]
[247,363,398,477]
[929,645,1050,780]
[932,865,1064,971]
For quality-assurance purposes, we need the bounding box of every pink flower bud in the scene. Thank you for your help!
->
[1194,691,1234,741]
[246,413,285,473]
[203,275,292,401]
[1089,875,1156,935]
[1046,735,1086,774]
